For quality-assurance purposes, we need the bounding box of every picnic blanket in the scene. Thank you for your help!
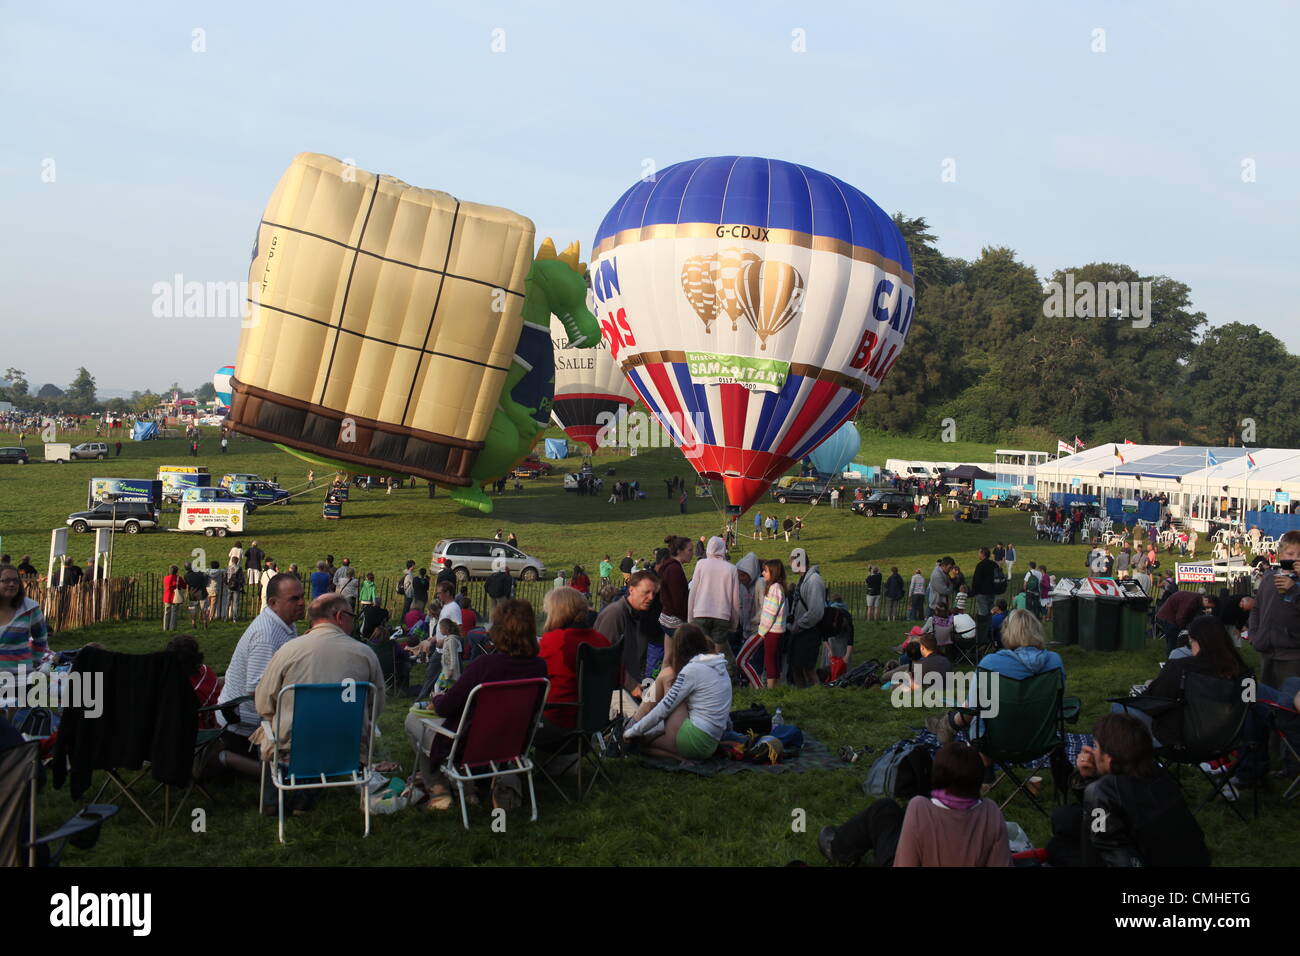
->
[637,732,841,776]
[909,728,1093,768]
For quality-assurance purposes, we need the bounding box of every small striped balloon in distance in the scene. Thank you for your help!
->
[590,156,915,512]
[550,301,638,452]
[213,365,235,405]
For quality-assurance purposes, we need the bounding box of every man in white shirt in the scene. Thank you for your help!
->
[218,573,304,726]
[951,593,978,643]
[258,561,278,611]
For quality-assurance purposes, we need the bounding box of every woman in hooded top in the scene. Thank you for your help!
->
[687,536,741,669]
[623,624,732,761]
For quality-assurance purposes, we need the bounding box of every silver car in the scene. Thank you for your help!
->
[70,442,109,460]
[431,538,545,583]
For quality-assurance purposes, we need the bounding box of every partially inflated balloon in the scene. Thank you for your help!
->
[228,153,536,486]
[590,156,914,511]
[808,421,861,476]
[214,365,234,405]
[550,292,638,452]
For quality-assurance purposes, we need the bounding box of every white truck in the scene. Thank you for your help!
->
[175,501,247,537]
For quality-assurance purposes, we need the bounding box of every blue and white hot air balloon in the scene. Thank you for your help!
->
[214,365,235,405]
[808,420,862,477]
[590,156,913,512]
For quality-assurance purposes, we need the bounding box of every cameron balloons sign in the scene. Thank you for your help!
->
[590,156,914,512]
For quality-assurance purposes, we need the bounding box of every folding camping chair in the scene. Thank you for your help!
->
[1262,699,1300,801]
[952,621,990,667]
[1,740,118,867]
[537,641,624,802]
[425,678,549,829]
[140,694,252,827]
[260,681,378,844]
[1152,671,1257,822]
[64,648,200,829]
[965,669,1081,817]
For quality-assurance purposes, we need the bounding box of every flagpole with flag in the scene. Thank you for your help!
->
[1204,447,1220,525]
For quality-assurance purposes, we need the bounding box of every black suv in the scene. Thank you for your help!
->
[769,480,831,505]
[851,491,915,517]
[0,447,29,465]
[66,501,160,534]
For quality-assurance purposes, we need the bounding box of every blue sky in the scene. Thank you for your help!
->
[2,0,1296,394]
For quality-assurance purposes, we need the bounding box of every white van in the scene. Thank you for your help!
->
[176,501,246,537]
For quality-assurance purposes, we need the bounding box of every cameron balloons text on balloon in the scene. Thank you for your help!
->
[590,156,914,512]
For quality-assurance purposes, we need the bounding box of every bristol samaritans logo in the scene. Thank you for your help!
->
[680,248,805,350]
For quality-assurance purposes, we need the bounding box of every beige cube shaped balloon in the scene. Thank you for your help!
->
[231,152,535,485]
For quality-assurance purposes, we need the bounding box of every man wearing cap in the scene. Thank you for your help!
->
[951,592,978,645]
[787,548,826,689]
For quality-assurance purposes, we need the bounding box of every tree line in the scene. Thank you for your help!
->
[858,215,1300,448]
[0,367,217,417]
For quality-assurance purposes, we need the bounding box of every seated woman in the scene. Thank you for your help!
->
[405,599,547,811]
[166,634,220,728]
[920,599,955,657]
[622,624,731,761]
[536,586,609,745]
[818,742,1012,866]
[1047,713,1209,867]
[927,609,1064,743]
[1115,616,1251,749]
[630,621,693,719]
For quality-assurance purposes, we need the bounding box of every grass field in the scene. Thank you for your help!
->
[0,428,1017,584]
[4,429,1294,865]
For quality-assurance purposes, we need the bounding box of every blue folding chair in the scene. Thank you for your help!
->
[260,681,378,844]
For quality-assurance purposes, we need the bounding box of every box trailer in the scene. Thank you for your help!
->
[176,501,247,537]
[87,478,164,509]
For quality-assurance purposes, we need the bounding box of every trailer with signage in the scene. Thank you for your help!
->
[175,501,246,537]
[158,465,212,501]
[87,478,164,509]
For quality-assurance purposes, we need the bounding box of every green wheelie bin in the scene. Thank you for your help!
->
[1118,580,1151,650]
[1078,595,1123,651]
[1048,579,1080,645]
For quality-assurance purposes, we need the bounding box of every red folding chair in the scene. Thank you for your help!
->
[428,678,549,829]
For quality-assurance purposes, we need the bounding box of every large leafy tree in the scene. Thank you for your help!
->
[66,367,97,409]
[1181,323,1300,446]
[3,367,27,395]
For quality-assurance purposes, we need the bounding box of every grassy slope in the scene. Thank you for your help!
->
[3,429,1287,865]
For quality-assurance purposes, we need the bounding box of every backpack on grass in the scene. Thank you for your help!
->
[863,739,933,800]
[828,658,883,689]
[730,704,772,736]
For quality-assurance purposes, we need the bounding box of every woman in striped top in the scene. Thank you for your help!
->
[758,560,788,689]
[0,565,50,674]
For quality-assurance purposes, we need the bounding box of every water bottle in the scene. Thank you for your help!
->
[772,707,784,727]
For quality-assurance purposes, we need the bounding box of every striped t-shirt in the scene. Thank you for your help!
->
[0,598,51,673]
